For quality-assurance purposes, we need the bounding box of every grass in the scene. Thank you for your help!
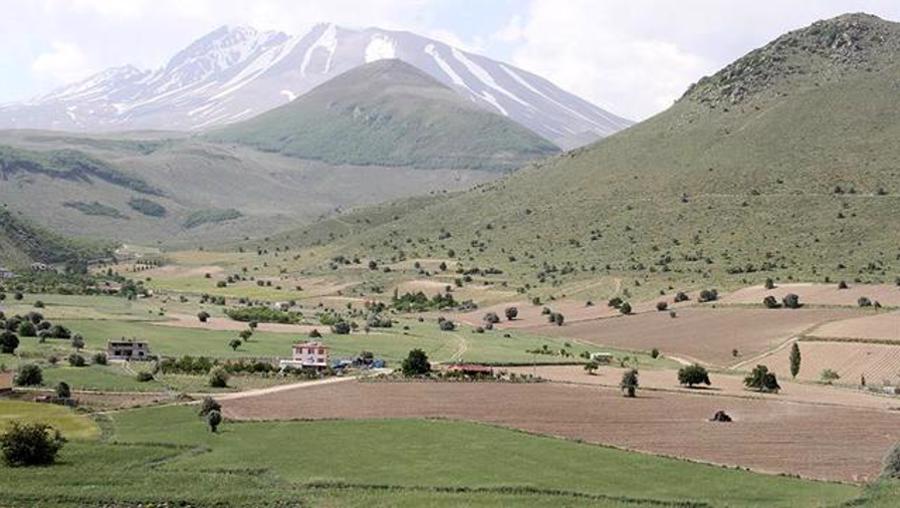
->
[0,400,98,440]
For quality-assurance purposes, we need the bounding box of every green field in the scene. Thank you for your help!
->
[0,403,882,507]
[0,400,98,440]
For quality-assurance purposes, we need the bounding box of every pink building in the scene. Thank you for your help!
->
[282,341,329,369]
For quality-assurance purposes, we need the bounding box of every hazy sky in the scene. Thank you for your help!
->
[2,0,899,120]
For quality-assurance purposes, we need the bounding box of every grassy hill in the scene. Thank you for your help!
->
[207,59,559,171]
[264,13,900,297]
[0,207,107,268]
[0,130,497,246]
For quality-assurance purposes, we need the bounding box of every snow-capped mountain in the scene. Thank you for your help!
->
[0,24,633,149]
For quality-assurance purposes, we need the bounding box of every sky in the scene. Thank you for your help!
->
[2,0,899,120]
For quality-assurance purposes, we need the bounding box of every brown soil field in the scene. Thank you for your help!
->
[722,283,900,307]
[506,365,899,410]
[756,340,900,386]
[223,380,900,482]
[527,307,861,366]
[151,313,318,334]
[807,311,900,341]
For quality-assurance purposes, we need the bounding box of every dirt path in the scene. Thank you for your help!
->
[212,375,362,402]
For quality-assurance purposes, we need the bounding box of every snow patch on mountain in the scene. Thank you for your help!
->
[365,34,396,63]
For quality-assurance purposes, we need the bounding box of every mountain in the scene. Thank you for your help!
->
[270,13,900,293]
[0,24,632,149]
[208,59,559,170]
[0,207,107,268]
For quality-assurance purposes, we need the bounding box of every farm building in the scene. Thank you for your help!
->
[280,341,330,369]
[107,339,152,360]
[0,371,12,393]
[446,364,494,376]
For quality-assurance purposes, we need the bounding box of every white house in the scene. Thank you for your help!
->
[280,341,329,369]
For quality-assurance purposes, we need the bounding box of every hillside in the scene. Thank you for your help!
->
[0,130,497,246]
[0,207,106,268]
[208,59,560,170]
[269,13,900,294]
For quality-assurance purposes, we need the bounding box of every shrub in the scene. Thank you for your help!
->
[209,367,229,388]
[607,297,623,308]
[331,321,351,335]
[789,343,801,379]
[197,311,211,323]
[55,382,71,399]
[0,421,66,467]
[14,364,42,386]
[584,361,599,375]
[744,365,780,393]
[136,372,154,382]
[401,349,431,377]
[837,280,849,290]
[48,325,71,339]
[17,322,36,337]
[92,353,108,365]
[782,293,801,309]
[0,331,19,354]
[678,364,711,387]
[698,289,718,303]
[438,319,456,331]
[206,410,222,433]
[763,296,780,309]
[67,354,86,367]
[483,312,500,324]
[228,339,242,351]
[650,348,660,359]
[820,369,841,384]
[764,278,776,290]
[882,443,900,478]
[70,334,85,350]
[308,329,322,338]
[655,301,668,311]
[674,292,689,303]
[504,307,518,320]
[619,302,632,315]
[198,397,222,417]
[620,369,639,397]
[858,297,873,308]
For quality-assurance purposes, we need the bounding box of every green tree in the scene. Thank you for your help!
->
[789,343,801,379]
[70,334,85,351]
[198,396,222,417]
[583,361,599,375]
[401,349,431,377]
[55,382,71,399]
[206,410,222,433]
[505,307,518,320]
[239,330,253,341]
[678,364,711,387]
[620,369,639,397]
[14,364,42,386]
[228,339,242,351]
[209,367,229,388]
[0,331,19,354]
[744,365,780,393]
[0,421,66,467]
[197,311,210,323]
[619,302,632,315]
[782,293,801,309]
[68,354,85,367]
[16,322,36,337]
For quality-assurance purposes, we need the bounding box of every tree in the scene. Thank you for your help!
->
[438,320,456,331]
[70,334,85,351]
[619,302,632,315]
[17,321,36,338]
[92,353,108,365]
[197,311,211,323]
[55,382,71,399]
[762,296,780,309]
[239,330,253,342]
[744,365,780,393]
[228,339,242,351]
[0,421,66,467]
[620,369,639,397]
[837,280,849,290]
[650,348,660,359]
[401,349,431,377]
[14,364,42,386]
[0,331,19,354]
[678,364,711,388]
[206,410,222,433]
[331,321,351,335]
[789,343,801,379]
[549,312,565,326]
[656,301,668,311]
[483,312,500,325]
[504,307,518,321]
[67,354,85,367]
[584,361,599,375]
[698,289,718,303]
[782,293,801,309]
[199,396,222,417]
[882,442,900,478]
[858,296,873,307]
[209,367,229,388]
[764,278,776,290]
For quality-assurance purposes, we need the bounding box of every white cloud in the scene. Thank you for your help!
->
[31,41,95,84]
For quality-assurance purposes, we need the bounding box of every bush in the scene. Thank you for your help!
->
[197,311,211,323]
[48,325,71,339]
[882,442,900,478]
[820,369,840,384]
[309,329,322,338]
[698,289,718,303]
[483,312,500,324]
[14,364,42,386]
[504,307,518,320]
[674,292,690,303]
[0,331,19,354]
[764,278,776,290]
[401,349,431,377]
[331,321,351,335]
[0,421,66,467]
[620,369,639,397]
[207,410,222,433]
[17,322,36,337]
[655,301,668,311]
[782,293,801,309]
[92,353,108,365]
[70,334,85,350]
[55,382,71,399]
[228,339,242,351]
[763,296,780,309]
[225,306,301,324]
[438,319,456,331]
[678,364,711,387]
[650,348,660,359]
[199,397,222,417]
[837,280,849,289]
[67,354,86,367]
[209,367,229,388]
[858,296,873,308]
[619,302,632,315]
[136,372,154,382]
[744,365,780,393]
[584,361,599,375]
